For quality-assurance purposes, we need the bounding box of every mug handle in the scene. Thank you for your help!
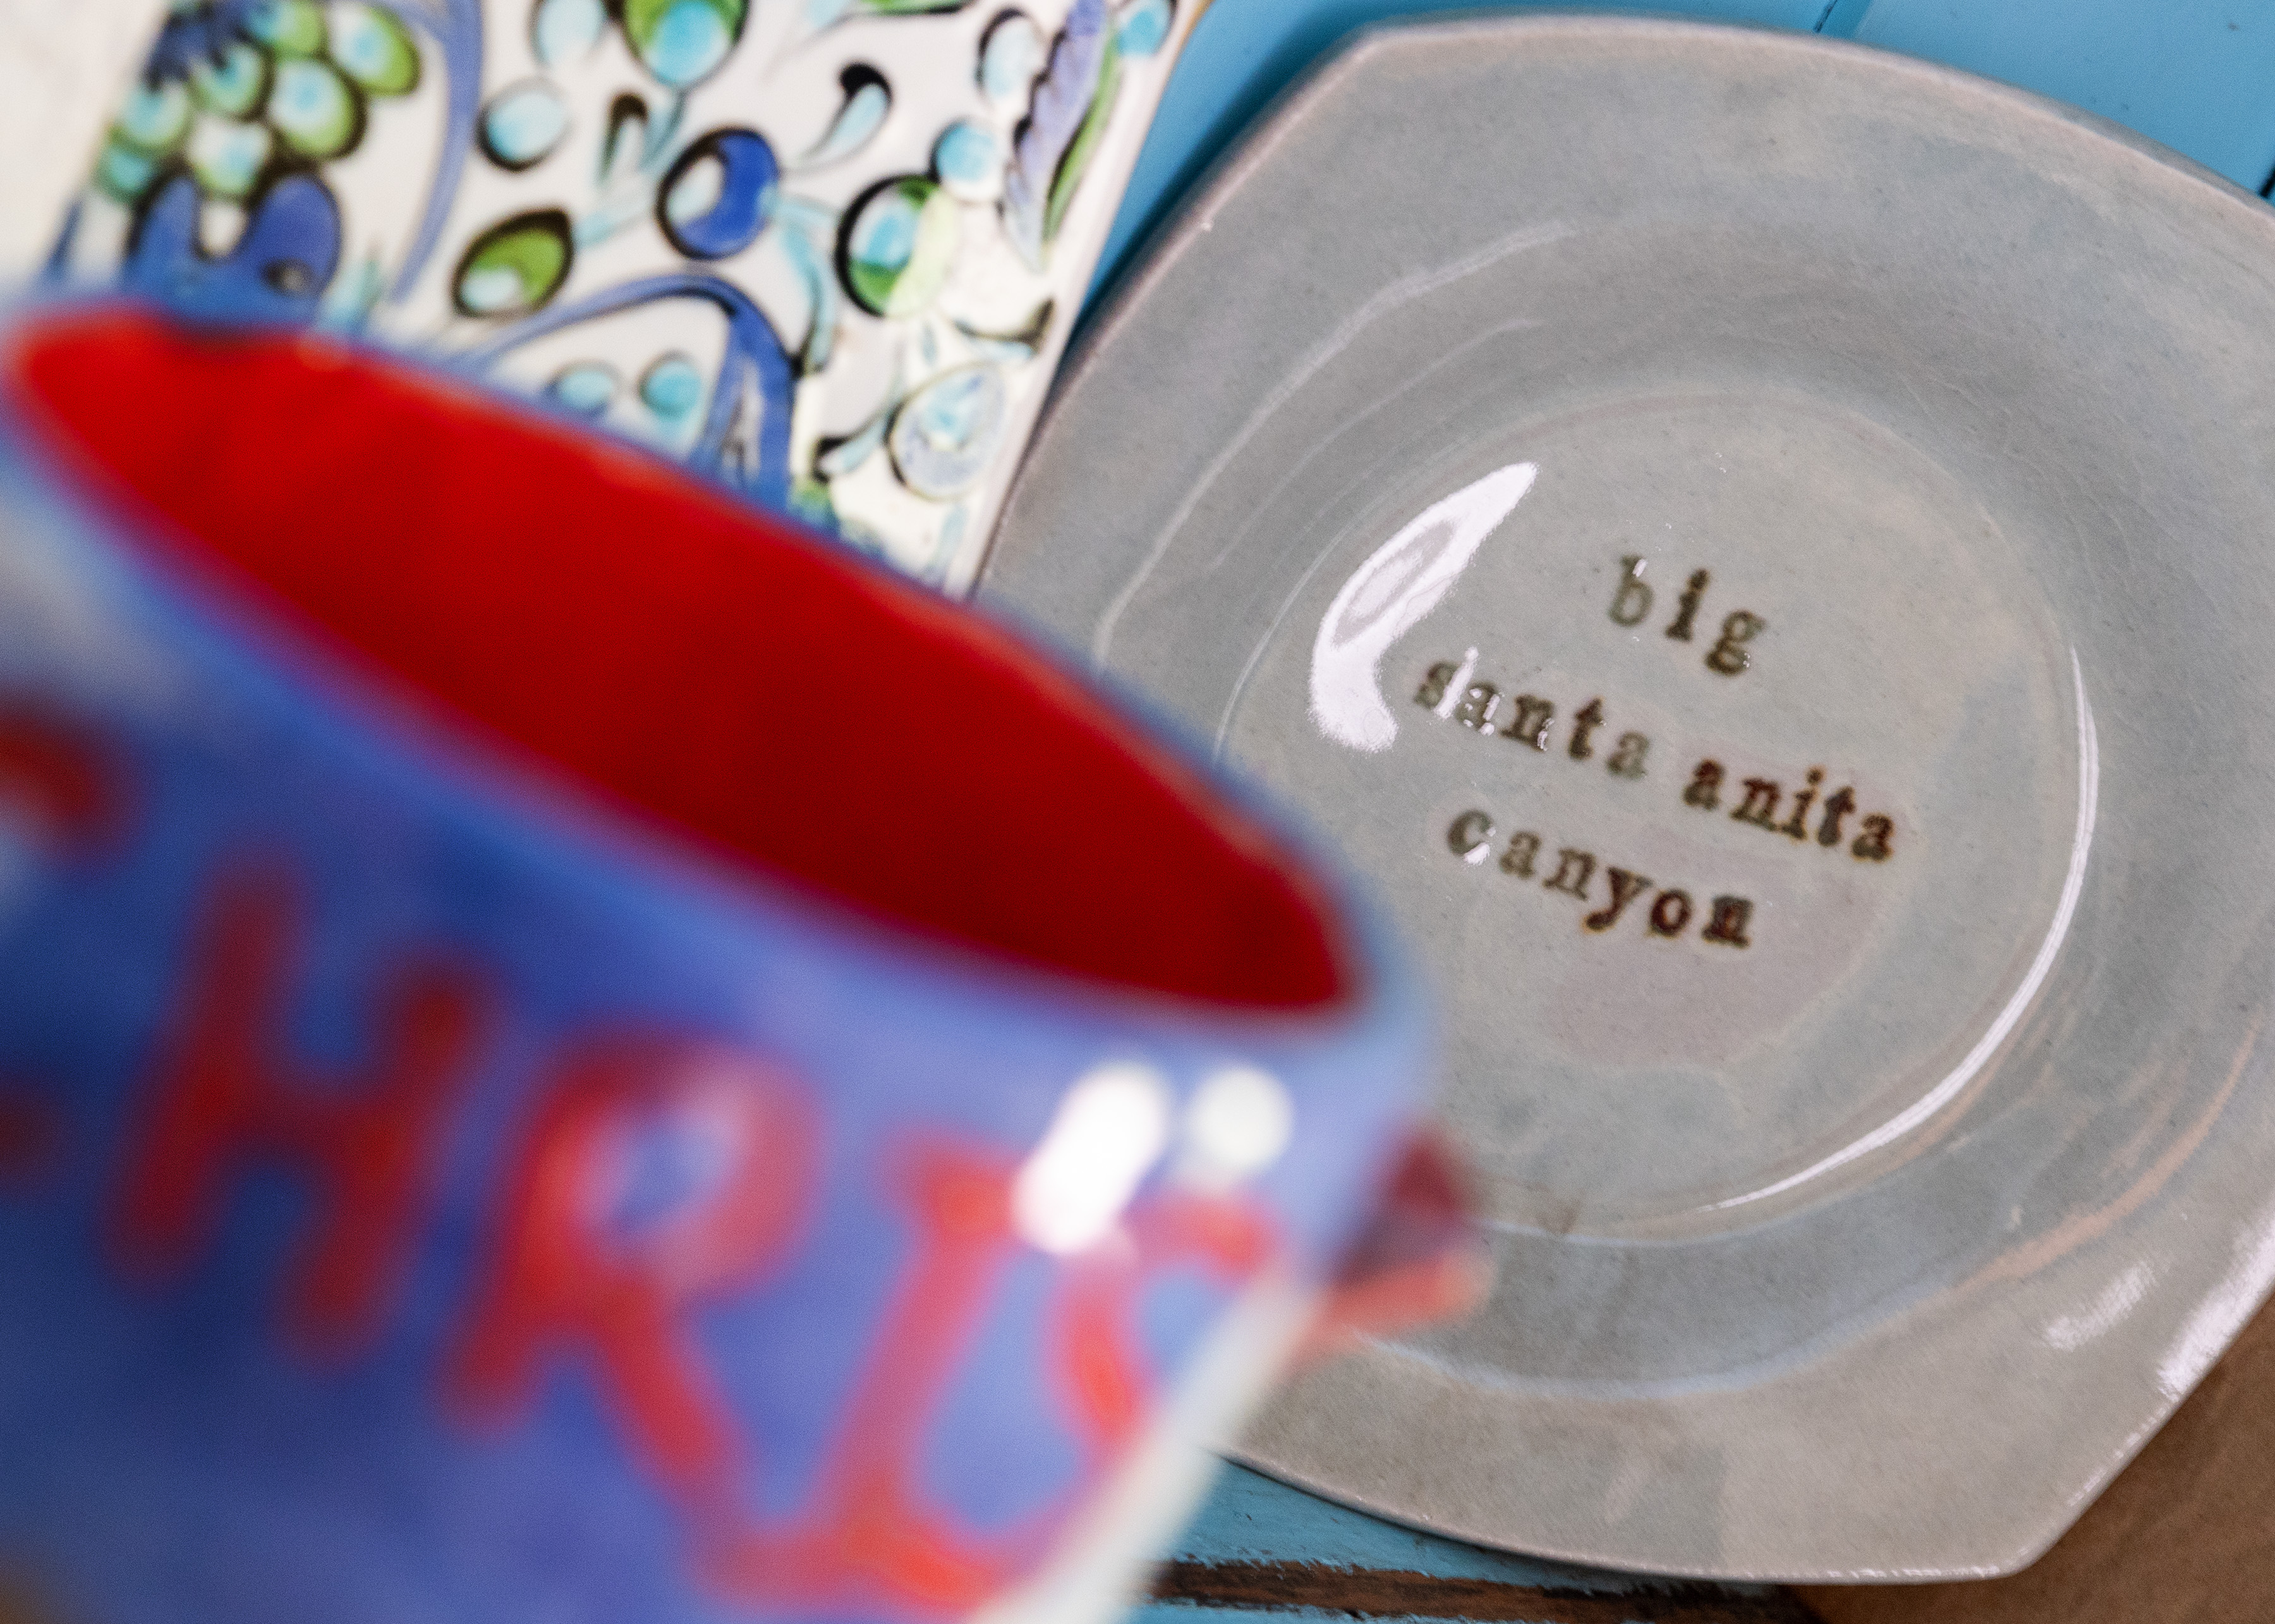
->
[1295,1131,1488,1365]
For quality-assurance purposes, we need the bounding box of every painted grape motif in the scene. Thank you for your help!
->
[932,119,1004,202]
[188,41,271,118]
[839,176,960,317]
[269,59,364,159]
[116,79,194,152]
[639,353,706,423]
[621,0,748,89]
[480,80,572,170]
[549,360,621,416]
[657,129,779,259]
[453,209,575,316]
[327,3,421,95]
[66,0,1186,585]
[80,0,428,321]
[243,0,329,56]
[183,115,274,199]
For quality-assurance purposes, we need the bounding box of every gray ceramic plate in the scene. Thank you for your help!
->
[979,13,2275,1582]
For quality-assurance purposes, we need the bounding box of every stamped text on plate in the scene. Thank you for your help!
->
[1420,555,1903,948]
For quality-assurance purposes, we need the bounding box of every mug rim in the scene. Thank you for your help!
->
[0,297,1385,1024]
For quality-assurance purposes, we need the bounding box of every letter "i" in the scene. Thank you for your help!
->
[1665,571,1708,641]
[1781,770,1823,840]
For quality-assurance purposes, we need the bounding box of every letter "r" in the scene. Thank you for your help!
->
[453,1039,820,1503]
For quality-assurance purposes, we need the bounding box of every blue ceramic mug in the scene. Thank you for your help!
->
[0,303,1437,1624]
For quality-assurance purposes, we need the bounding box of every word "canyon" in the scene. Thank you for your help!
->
[1445,809,1754,949]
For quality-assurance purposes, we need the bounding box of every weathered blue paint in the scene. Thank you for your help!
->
[1850,0,2275,193]
[1814,0,1875,37]
[1088,0,1831,301]
[1128,1601,1502,1610]
[1132,1601,1474,1610]
[1166,1462,1634,1589]
[1147,1463,1790,1616]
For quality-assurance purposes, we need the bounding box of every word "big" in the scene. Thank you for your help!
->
[1608,557,1766,677]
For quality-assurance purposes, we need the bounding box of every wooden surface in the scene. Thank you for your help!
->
[1131,1450,1814,1623]
[1144,1290,2275,1620]
[1797,1289,2275,1624]
[1119,1,2275,1619]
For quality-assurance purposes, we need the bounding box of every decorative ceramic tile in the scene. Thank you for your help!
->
[51,0,1191,591]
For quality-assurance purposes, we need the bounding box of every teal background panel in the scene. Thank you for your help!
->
[1146,1462,1801,1614]
[1166,1462,1630,1587]
[1128,1601,1447,1610]
[1091,0,2275,298]
[1091,0,1832,296]
[1846,0,2275,193]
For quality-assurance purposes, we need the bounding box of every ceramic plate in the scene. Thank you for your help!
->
[978,14,2275,1581]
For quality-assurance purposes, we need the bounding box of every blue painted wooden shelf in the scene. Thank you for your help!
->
[1101,1,2275,1616]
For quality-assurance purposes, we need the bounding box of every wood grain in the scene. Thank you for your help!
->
[1800,1294,2275,1624]
[1150,1559,1817,1621]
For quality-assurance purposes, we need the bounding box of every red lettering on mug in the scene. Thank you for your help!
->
[0,1086,59,1186]
[709,1145,1027,1610]
[1053,1192,1274,1457]
[69,836,1296,1618]
[111,864,492,1350]
[451,1039,819,1506]
[0,705,124,847]
[708,1148,1278,1615]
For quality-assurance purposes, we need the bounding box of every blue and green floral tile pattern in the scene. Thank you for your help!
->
[53,0,1191,591]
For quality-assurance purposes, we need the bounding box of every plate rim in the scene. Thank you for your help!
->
[981,8,2275,1580]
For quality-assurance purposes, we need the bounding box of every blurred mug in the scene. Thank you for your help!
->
[0,300,1448,1624]
[46,0,1196,591]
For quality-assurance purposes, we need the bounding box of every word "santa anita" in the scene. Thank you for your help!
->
[1412,660,1899,866]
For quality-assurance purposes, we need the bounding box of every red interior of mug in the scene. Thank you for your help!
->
[4,308,1352,1012]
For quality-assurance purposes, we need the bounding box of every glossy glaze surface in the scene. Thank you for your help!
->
[983,15,2275,1580]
